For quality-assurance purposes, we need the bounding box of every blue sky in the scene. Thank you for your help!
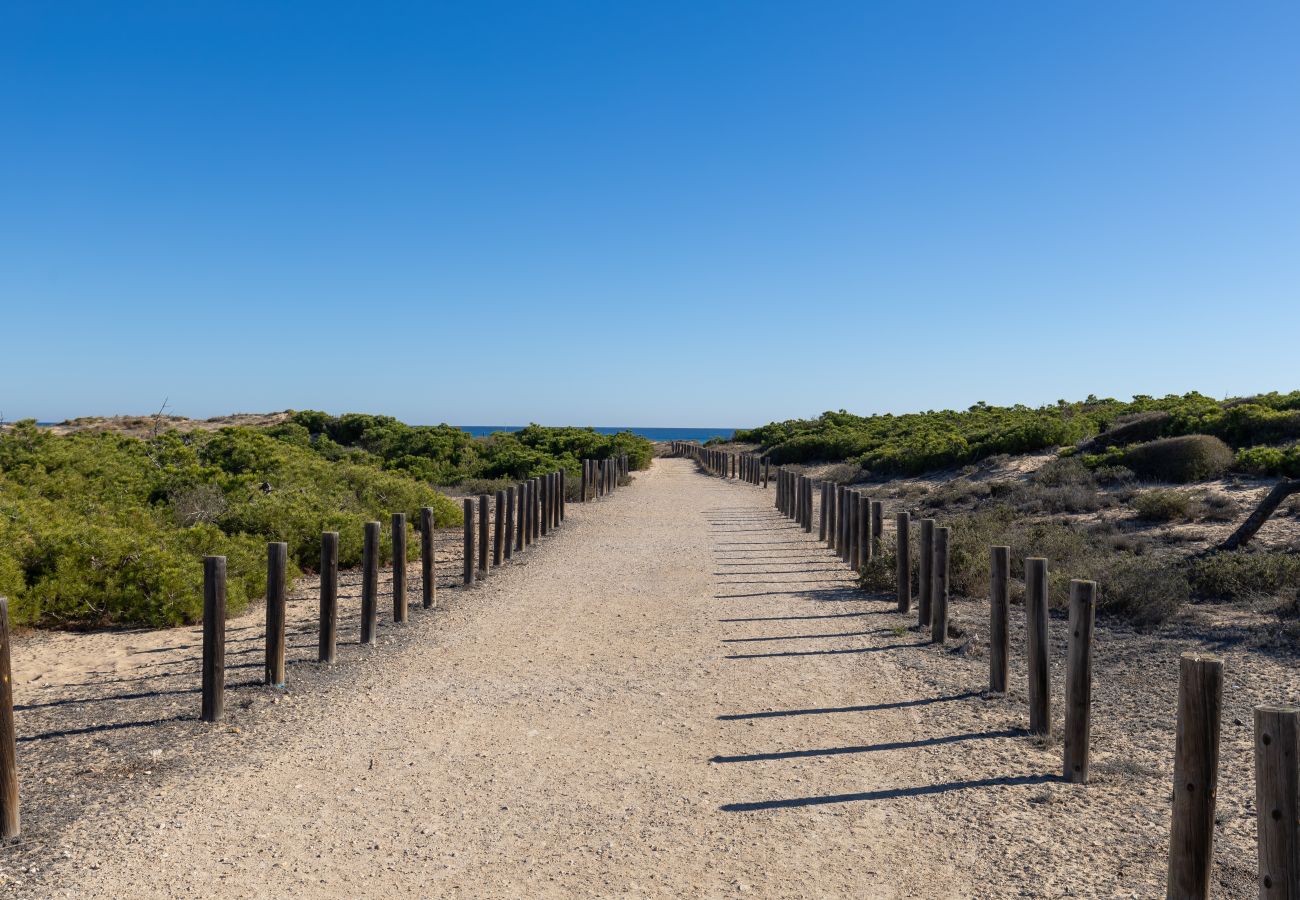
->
[2,2,1297,427]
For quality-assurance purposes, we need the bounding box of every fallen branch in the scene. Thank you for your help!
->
[1216,479,1300,552]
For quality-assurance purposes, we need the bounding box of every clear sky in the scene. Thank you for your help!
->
[2,2,1297,428]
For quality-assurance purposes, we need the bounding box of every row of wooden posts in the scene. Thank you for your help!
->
[0,456,633,841]
[681,443,1299,898]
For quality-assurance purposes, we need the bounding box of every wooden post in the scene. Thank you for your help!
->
[833,485,844,555]
[462,500,475,585]
[1025,557,1050,736]
[803,478,813,532]
[1256,706,1300,897]
[870,500,884,557]
[989,546,1009,693]
[503,488,515,562]
[819,482,828,541]
[559,469,566,522]
[896,512,911,612]
[201,555,226,723]
[763,459,769,488]
[392,513,408,622]
[0,598,17,839]
[849,492,861,571]
[540,476,550,536]
[478,494,490,569]
[265,541,287,686]
[1166,652,1223,899]
[320,531,339,661]
[362,521,380,641]
[827,481,837,549]
[1063,579,1096,783]
[533,477,542,535]
[517,482,527,550]
[493,491,505,565]
[581,460,589,502]
[861,495,873,565]
[930,527,950,644]
[918,519,934,628]
[420,508,436,608]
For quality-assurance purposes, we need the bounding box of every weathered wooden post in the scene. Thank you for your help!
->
[1026,557,1050,736]
[476,494,489,569]
[1166,652,1223,898]
[493,491,506,565]
[503,489,515,562]
[559,469,566,522]
[462,500,475,584]
[420,508,436,608]
[1064,579,1096,782]
[516,482,527,551]
[819,482,829,541]
[0,598,17,838]
[896,513,911,612]
[362,521,380,641]
[1256,705,1300,897]
[265,541,288,686]
[763,459,769,488]
[833,485,844,555]
[541,476,550,536]
[320,531,339,662]
[803,478,813,532]
[581,460,589,502]
[918,519,935,628]
[392,513,408,622]
[201,556,226,723]
[870,500,884,557]
[989,546,1009,693]
[860,495,873,566]
[849,492,861,571]
[930,527,950,644]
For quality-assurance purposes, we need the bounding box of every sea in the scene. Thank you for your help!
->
[459,426,737,442]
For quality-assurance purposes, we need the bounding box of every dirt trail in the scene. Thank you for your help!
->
[15,458,1234,897]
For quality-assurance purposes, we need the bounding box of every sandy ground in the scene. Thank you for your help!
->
[0,458,1286,897]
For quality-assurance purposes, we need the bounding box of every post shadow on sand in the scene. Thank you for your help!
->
[720,773,1058,812]
[724,641,927,659]
[711,728,1023,764]
[718,690,982,720]
[718,611,873,623]
[721,629,888,643]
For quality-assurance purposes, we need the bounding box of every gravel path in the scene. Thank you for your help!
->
[7,458,1277,897]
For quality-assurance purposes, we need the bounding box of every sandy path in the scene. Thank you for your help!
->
[16,458,980,898]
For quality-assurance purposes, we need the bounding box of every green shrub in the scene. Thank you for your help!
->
[1081,410,1172,451]
[1119,435,1234,483]
[1190,551,1300,603]
[1132,489,1196,522]
[1236,443,1300,478]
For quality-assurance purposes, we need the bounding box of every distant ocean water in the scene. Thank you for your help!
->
[459,425,737,442]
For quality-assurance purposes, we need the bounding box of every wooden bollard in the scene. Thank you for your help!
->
[1025,557,1050,736]
[0,598,17,838]
[420,508,436,608]
[989,546,1009,693]
[503,489,515,562]
[201,555,226,723]
[265,541,288,686]
[930,527,950,644]
[1166,652,1223,898]
[559,470,566,522]
[478,494,490,569]
[516,482,527,550]
[392,513,408,622]
[581,460,589,502]
[861,495,873,565]
[1256,705,1300,896]
[870,500,884,557]
[362,521,380,641]
[896,512,911,612]
[917,519,934,628]
[1063,579,1096,782]
[763,459,769,488]
[849,492,861,570]
[462,500,475,585]
[819,482,829,541]
[320,531,339,661]
[493,491,505,565]
[540,476,550,536]
[803,478,813,532]
[831,485,842,554]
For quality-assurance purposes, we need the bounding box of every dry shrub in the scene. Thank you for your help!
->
[1121,435,1234,483]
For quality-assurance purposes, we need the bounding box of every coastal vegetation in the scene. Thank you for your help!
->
[0,417,652,629]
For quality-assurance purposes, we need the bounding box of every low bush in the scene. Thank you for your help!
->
[1235,443,1300,478]
[1080,410,1172,452]
[1132,490,1197,522]
[1190,551,1300,603]
[1118,435,1234,483]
